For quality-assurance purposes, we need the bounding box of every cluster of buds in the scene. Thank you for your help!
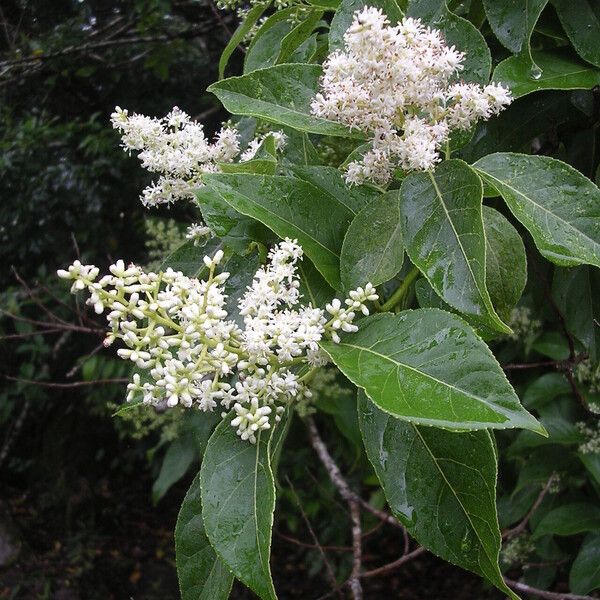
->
[58,240,377,443]
[311,7,512,185]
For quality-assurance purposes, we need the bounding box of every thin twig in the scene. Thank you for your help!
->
[360,547,426,578]
[305,416,363,599]
[274,530,352,552]
[504,578,597,600]
[284,476,343,599]
[503,475,555,540]
[348,498,363,600]
[6,375,128,388]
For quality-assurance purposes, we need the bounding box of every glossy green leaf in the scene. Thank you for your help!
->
[281,129,321,165]
[219,1,270,79]
[340,190,404,290]
[244,8,296,73]
[197,186,276,254]
[474,153,600,269]
[329,0,404,52]
[200,415,285,600]
[400,159,510,333]
[552,0,600,68]
[533,503,600,538]
[175,474,234,600]
[407,0,491,84]
[276,9,323,64]
[483,0,547,54]
[321,310,544,432]
[483,206,527,322]
[492,50,600,99]
[220,135,278,176]
[289,165,377,214]
[553,266,600,361]
[203,173,354,289]
[208,64,364,138]
[570,534,600,594]
[459,91,575,164]
[159,238,226,277]
[358,392,518,600]
[298,257,335,308]
[153,435,196,504]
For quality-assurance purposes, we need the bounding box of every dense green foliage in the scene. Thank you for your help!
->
[3,0,600,599]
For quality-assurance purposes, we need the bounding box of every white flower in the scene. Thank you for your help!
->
[59,240,378,443]
[311,7,512,184]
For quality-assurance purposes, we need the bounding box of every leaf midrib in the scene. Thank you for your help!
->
[477,168,600,251]
[341,341,511,423]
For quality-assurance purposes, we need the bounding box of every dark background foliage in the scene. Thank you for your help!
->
[2,1,600,599]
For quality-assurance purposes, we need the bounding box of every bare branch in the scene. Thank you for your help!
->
[504,578,597,600]
[285,476,343,599]
[305,416,363,599]
[6,375,128,388]
[503,475,555,540]
[360,547,426,578]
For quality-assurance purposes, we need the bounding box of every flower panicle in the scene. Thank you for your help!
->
[58,239,378,443]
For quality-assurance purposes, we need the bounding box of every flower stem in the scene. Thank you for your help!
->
[380,266,420,312]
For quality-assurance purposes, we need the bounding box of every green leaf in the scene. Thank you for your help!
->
[407,0,491,84]
[200,415,285,600]
[220,135,278,176]
[580,453,600,487]
[482,0,548,55]
[474,153,600,269]
[358,392,518,600]
[492,50,600,99]
[281,129,321,165]
[522,373,571,409]
[196,186,275,253]
[552,0,600,68]
[400,159,510,333]
[153,435,197,504]
[483,206,527,322]
[329,0,404,52]
[340,190,404,290]
[159,238,226,277]
[289,165,378,214]
[276,9,324,64]
[208,64,364,138]
[458,91,575,163]
[321,310,544,432]
[175,474,234,600]
[203,173,354,289]
[533,503,600,538]
[219,1,270,79]
[553,266,600,361]
[244,9,296,73]
[570,534,600,595]
[298,257,335,308]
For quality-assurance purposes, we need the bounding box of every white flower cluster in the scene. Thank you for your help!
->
[576,358,600,395]
[111,106,240,206]
[186,223,212,244]
[311,7,512,185]
[111,107,287,207]
[58,240,377,443]
[577,420,600,455]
